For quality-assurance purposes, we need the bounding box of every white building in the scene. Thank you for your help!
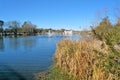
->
[64,30,73,36]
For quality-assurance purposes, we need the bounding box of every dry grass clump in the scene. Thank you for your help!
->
[36,38,119,80]
[53,38,115,80]
[54,39,94,79]
[35,39,95,80]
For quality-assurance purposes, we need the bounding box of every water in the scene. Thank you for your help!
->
[0,35,79,80]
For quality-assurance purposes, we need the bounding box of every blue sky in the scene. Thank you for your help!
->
[0,0,120,30]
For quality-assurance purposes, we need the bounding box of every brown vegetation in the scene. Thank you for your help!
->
[54,38,112,80]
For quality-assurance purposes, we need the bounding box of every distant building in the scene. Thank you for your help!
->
[48,30,53,37]
[64,30,73,36]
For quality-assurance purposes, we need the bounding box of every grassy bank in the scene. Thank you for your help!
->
[36,39,120,80]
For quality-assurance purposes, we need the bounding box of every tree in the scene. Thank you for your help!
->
[22,21,36,35]
[115,18,120,26]
[0,20,4,28]
[93,17,113,40]
[0,20,4,35]
[7,21,20,36]
[35,28,44,34]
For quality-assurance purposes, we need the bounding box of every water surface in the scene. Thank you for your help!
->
[0,35,79,80]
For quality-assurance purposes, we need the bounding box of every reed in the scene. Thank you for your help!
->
[51,38,119,80]
[36,38,120,80]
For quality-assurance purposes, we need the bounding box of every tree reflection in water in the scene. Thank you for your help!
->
[7,36,37,51]
[0,37,4,51]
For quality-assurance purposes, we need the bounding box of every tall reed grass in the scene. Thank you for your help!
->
[51,38,119,80]
[36,38,120,80]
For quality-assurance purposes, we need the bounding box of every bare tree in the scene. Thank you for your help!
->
[22,21,36,35]
[7,21,20,36]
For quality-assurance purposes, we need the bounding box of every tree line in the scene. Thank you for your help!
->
[0,20,65,37]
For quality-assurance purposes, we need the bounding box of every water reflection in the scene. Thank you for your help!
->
[0,37,4,51]
[22,37,37,49]
[0,36,58,80]
[7,36,37,51]
[8,37,20,50]
[0,35,79,80]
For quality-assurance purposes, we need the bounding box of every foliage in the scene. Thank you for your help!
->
[0,20,4,33]
[0,20,68,36]
[92,17,113,41]
[0,28,3,33]
[22,21,36,34]
[0,20,4,27]
[92,16,120,47]
[6,21,20,36]
[91,16,120,80]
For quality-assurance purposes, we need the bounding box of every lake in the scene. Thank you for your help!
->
[0,35,79,80]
